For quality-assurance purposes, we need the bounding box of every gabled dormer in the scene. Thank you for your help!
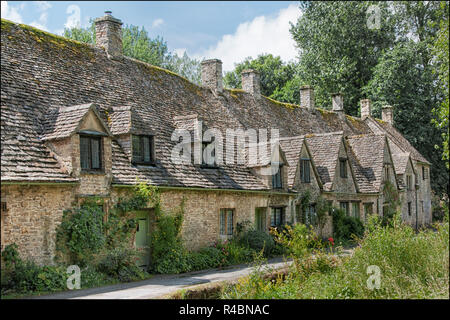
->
[278,136,322,194]
[304,132,357,194]
[246,140,289,191]
[40,103,113,195]
[109,105,157,166]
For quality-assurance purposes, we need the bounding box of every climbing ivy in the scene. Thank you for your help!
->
[382,180,401,225]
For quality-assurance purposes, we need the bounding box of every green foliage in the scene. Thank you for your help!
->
[290,1,396,115]
[381,181,401,225]
[222,214,449,299]
[237,229,275,257]
[1,245,68,295]
[96,247,147,282]
[63,22,202,84]
[55,201,106,266]
[332,208,365,242]
[223,54,296,99]
[430,1,449,166]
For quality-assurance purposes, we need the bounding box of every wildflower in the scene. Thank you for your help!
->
[328,237,335,246]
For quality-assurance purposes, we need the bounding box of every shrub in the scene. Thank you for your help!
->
[332,208,364,242]
[1,245,68,295]
[238,229,275,257]
[96,247,148,282]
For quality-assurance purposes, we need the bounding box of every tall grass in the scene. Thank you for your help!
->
[221,214,449,299]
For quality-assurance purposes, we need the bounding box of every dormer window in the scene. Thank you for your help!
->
[80,135,103,171]
[132,135,154,165]
[300,159,311,183]
[201,138,217,167]
[339,158,347,178]
[272,163,283,189]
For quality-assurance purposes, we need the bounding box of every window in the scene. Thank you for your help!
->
[270,207,285,227]
[340,202,349,216]
[422,167,428,180]
[384,165,390,180]
[132,135,154,164]
[339,158,347,178]
[255,208,267,232]
[352,202,360,219]
[300,159,310,183]
[304,204,317,227]
[406,175,412,190]
[202,138,217,167]
[219,209,234,236]
[272,163,283,189]
[408,202,412,216]
[80,135,102,171]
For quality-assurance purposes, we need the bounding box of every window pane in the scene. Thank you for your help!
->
[220,210,226,235]
[80,136,90,169]
[143,136,151,162]
[91,138,100,169]
[132,135,141,162]
[305,160,310,182]
[227,210,233,235]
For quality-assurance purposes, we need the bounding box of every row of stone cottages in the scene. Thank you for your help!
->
[0,13,432,265]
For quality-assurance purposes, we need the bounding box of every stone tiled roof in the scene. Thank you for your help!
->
[304,132,343,191]
[40,103,109,140]
[1,105,77,182]
[0,20,430,190]
[279,136,305,188]
[364,118,430,165]
[391,152,410,175]
[346,134,387,193]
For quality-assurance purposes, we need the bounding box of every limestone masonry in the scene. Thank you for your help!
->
[1,13,432,265]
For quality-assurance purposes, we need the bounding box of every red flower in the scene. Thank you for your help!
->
[328,237,335,246]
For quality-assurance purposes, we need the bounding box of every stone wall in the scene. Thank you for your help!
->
[0,184,76,265]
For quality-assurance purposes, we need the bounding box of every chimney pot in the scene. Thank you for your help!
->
[201,59,223,93]
[360,99,371,119]
[241,69,260,96]
[94,12,123,59]
[382,105,394,125]
[300,85,315,110]
[332,93,344,113]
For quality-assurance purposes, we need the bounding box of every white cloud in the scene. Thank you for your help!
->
[64,4,81,29]
[29,1,52,31]
[197,3,302,72]
[1,1,24,23]
[152,18,164,28]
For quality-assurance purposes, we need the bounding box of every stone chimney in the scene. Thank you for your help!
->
[360,99,371,119]
[95,11,123,59]
[201,59,223,93]
[300,85,315,110]
[332,93,344,113]
[241,69,260,96]
[382,105,394,125]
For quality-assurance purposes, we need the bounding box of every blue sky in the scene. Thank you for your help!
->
[1,1,301,71]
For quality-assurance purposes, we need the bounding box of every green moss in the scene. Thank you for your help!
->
[375,118,386,124]
[3,19,94,59]
[263,95,299,110]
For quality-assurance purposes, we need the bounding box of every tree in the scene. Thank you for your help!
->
[289,1,396,115]
[223,54,296,99]
[430,1,449,168]
[63,22,201,84]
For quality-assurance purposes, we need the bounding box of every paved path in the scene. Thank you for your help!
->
[32,257,291,300]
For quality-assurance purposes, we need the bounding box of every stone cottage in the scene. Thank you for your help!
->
[0,12,432,266]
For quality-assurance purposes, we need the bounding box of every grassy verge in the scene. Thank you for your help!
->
[221,216,449,299]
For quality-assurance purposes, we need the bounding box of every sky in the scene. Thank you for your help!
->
[1,1,302,71]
